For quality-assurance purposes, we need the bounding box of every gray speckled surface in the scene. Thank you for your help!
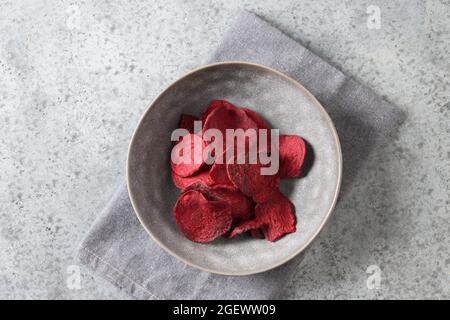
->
[0,0,448,299]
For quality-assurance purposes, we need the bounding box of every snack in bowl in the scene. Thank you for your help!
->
[127,62,342,275]
[170,100,306,243]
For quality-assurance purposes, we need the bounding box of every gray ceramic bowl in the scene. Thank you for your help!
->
[127,62,342,275]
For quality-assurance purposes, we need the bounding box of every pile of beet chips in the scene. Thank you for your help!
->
[170,100,306,243]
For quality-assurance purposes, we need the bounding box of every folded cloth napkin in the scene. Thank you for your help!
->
[79,11,405,300]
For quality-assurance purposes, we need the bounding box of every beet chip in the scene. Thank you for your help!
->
[242,108,269,131]
[178,114,198,134]
[208,148,236,189]
[252,188,278,204]
[279,135,306,178]
[229,191,296,241]
[170,133,205,177]
[228,218,265,239]
[200,100,234,124]
[203,101,258,145]
[207,148,238,189]
[209,162,236,189]
[174,190,233,243]
[171,168,212,190]
[226,153,280,197]
[256,191,296,241]
[185,182,254,219]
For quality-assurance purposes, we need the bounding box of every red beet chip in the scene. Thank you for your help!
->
[208,148,236,189]
[252,188,278,203]
[242,107,273,153]
[211,188,254,219]
[178,114,198,134]
[203,101,258,145]
[200,100,234,124]
[242,108,269,131]
[229,191,296,241]
[207,147,238,189]
[171,167,212,190]
[170,133,205,177]
[228,218,265,238]
[174,190,233,243]
[279,135,306,178]
[186,182,254,219]
[256,191,296,241]
[209,162,236,189]
[226,152,280,197]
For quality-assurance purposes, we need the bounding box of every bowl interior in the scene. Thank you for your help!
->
[128,63,341,275]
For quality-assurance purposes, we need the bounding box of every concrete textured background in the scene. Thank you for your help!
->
[0,0,448,299]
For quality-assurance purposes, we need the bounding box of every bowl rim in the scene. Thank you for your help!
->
[127,61,342,276]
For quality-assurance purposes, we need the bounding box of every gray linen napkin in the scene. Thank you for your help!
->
[79,11,405,300]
